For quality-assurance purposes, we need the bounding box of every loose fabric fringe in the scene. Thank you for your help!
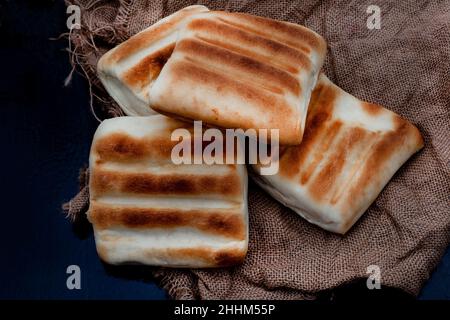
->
[62,0,125,120]
[62,167,90,222]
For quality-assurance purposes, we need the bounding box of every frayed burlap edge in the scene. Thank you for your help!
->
[153,269,199,300]
[62,166,90,222]
[62,0,125,120]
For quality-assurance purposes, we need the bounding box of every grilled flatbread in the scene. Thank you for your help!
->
[97,5,209,116]
[251,74,424,234]
[149,11,327,145]
[88,115,248,267]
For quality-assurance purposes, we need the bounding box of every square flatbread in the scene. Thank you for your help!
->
[97,5,209,116]
[88,115,248,267]
[251,74,424,234]
[149,11,327,145]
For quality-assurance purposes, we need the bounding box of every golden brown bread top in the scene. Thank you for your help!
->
[211,11,325,51]
[121,44,175,91]
[175,38,301,95]
[90,169,243,198]
[278,74,423,211]
[88,115,248,267]
[97,5,210,116]
[252,74,423,234]
[90,116,245,202]
[89,202,246,240]
[95,241,246,268]
[149,11,327,145]
[102,5,208,66]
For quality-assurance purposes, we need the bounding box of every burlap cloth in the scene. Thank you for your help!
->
[63,0,450,299]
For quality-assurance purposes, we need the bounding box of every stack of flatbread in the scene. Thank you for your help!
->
[89,5,423,267]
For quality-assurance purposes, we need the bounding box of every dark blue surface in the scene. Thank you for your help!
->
[0,0,166,300]
[0,0,448,300]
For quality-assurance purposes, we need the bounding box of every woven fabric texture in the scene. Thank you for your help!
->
[64,0,450,299]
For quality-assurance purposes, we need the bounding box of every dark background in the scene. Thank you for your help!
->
[0,0,448,300]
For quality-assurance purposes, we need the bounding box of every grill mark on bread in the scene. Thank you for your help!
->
[122,44,175,89]
[95,132,182,162]
[307,126,374,203]
[214,18,310,56]
[187,18,311,73]
[90,204,246,239]
[168,59,294,119]
[299,120,343,185]
[279,81,337,178]
[362,102,384,116]
[105,6,206,64]
[196,35,299,75]
[329,128,377,205]
[214,12,325,53]
[107,28,174,65]
[169,247,246,267]
[91,169,242,197]
[97,242,246,267]
[182,55,286,97]
[307,127,354,201]
[176,38,300,95]
[345,116,423,212]
[94,129,234,163]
